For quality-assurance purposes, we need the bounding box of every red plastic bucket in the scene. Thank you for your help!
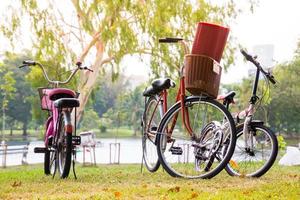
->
[191,22,230,62]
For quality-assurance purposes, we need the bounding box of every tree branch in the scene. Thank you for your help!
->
[100,56,115,66]
[78,32,101,62]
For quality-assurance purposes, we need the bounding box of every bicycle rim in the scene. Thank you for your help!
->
[57,111,72,178]
[226,124,278,177]
[157,97,236,179]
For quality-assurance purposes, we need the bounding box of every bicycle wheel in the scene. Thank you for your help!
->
[142,96,161,172]
[56,111,73,178]
[225,123,278,177]
[44,121,56,175]
[156,96,236,179]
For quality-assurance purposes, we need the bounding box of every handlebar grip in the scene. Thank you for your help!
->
[23,60,36,66]
[267,74,276,85]
[269,78,276,85]
[83,66,94,72]
[159,37,183,43]
[240,49,253,61]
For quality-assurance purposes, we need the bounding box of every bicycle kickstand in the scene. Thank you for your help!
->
[72,149,77,180]
[140,152,144,173]
[52,152,58,179]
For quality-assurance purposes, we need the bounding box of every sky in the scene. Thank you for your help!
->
[122,0,300,84]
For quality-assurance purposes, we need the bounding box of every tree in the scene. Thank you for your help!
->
[91,72,129,118]
[0,63,16,138]
[119,85,144,136]
[0,53,36,136]
[79,108,101,131]
[268,57,300,135]
[0,0,248,121]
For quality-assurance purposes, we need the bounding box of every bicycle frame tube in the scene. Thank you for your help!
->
[45,104,61,146]
[180,77,194,135]
[147,95,163,136]
[45,116,54,147]
[167,76,194,137]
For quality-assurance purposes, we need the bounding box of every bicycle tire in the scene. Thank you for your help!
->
[156,96,236,179]
[57,111,73,179]
[44,121,56,176]
[142,96,161,172]
[225,123,278,177]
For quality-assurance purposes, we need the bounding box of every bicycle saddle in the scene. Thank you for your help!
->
[54,98,80,108]
[151,78,176,90]
[143,78,176,97]
[217,91,236,104]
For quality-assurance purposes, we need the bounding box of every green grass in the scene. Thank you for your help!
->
[0,164,299,199]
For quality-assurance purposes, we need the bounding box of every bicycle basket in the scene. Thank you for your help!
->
[38,88,53,111]
[184,54,222,99]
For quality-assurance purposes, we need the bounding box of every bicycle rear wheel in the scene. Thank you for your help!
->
[142,96,161,172]
[56,110,73,179]
[225,123,278,177]
[156,96,236,179]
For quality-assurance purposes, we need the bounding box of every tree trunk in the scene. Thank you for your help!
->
[10,127,12,136]
[22,122,27,137]
[76,41,105,122]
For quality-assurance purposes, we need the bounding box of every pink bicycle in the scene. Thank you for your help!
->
[19,60,92,178]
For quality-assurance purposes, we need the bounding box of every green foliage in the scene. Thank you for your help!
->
[268,58,300,134]
[90,73,129,118]
[99,125,107,133]
[1,0,250,76]
[79,108,101,131]
[0,64,16,109]
[223,42,300,135]
[0,53,35,135]
[277,135,287,151]
[0,0,254,123]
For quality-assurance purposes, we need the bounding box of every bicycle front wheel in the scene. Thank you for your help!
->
[225,123,278,177]
[56,110,73,179]
[156,96,236,179]
[142,96,161,172]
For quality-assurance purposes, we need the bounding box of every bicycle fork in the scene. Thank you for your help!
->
[243,115,255,155]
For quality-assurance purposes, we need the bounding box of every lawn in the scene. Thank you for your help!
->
[0,164,299,199]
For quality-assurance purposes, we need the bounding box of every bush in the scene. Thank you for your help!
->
[277,134,287,151]
[100,125,107,133]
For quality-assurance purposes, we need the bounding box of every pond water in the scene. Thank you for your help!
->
[1,138,143,167]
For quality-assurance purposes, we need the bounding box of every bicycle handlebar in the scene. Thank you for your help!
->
[159,37,190,55]
[240,49,276,85]
[159,38,183,43]
[19,60,93,86]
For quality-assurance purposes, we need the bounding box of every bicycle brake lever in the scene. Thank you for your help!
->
[18,64,27,68]
[83,66,93,72]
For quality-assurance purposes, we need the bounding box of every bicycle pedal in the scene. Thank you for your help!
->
[72,136,81,145]
[150,126,157,131]
[170,146,183,155]
[34,147,47,153]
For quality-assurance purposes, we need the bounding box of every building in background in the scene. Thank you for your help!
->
[248,44,274,76]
